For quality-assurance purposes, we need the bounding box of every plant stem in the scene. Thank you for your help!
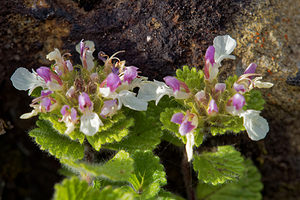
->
[82,141,95,185]
[181,147,195,200]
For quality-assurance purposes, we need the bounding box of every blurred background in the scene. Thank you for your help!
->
[0,0,299,199]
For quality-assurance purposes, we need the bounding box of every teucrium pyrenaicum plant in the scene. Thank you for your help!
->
[11,35,272,200]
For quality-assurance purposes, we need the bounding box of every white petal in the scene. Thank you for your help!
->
[174,91,190,99]
[185,132,195,162]
[118,90,148,111]
[213,35,236,64]
[85,52,95,71]
[10,67,44,94]
[46,48,62,63]
[99,87,118,99]
[137,81,161,101]
[20,109,39,119]
[241,110,269,141]
[80,112,103,136]
[253,77,274,89]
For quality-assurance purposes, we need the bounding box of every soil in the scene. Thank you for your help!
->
[0,0,299,199]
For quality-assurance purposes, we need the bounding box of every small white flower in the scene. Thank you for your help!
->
[80,111,103,136]
[252,77,274,89]
[213,35,236,64]
[239,110,269,141]
[10,67,46,95]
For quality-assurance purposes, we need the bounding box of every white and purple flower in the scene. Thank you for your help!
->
[76,40,95,71]
[59,105,78,134]
[207,98,218,114]
[78,92,103,136]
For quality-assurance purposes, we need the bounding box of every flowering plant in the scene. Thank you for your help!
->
[10,36,271,200]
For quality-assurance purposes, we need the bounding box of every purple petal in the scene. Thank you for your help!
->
[179,120,195,136]
[123,66,138,84]
[98,51,107,63]
[71,108,77,121]
[80,39,85,57]
[215,83,226,92]
[231,93,245,110]
[112,65,119,75]
[107,73,121,92]
[61,105,70,116]
[244,63,257,75]
[41,90,53,97]
[233,83,246,93]
[207,98,218,114]
[41,97,51,112]
[78,92,93,112]
[100,100,117,117]
[205,46,215,65]
[36,67,51,83]
[66,60,73,71]
[164,76,180,92]
[171,112,184,124]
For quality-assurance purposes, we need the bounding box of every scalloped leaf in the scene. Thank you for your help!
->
[243,90,265,111]
[54,177,135,200]
[86,115,134,151]
[104,102,163,152]
[176,65,205,92]
[129,150,167,199]
[196,159,263,200]
[193,145,245,185]
[155,190,185,200]
[209,115,245,136]
[62,150,134,182]
[29,120,84,160]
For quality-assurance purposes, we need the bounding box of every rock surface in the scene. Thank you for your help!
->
[0,0,299,199]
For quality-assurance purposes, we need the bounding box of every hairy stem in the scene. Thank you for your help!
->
[82,141,95,185]
[181,147,195,200]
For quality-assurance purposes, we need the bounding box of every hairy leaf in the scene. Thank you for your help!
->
[193,146,245,185]
[29,120,84,160]
[62,150,134,182]
[209,115,245,136]
[176,65,205,92]
[196,159,263,200]
[129,150,167,199]
[243,90,265,111]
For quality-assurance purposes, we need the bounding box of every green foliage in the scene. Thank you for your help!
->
[129,150,167,199]
[87,113,134,151]
[176,65,205,92]
[196,159,263,200]
[225,75,238,90]
[209,115,245,136]
[30,86,43,97]
[193,146,245,185]
[53,176,135,200]
[40,113,85,144]
[243,90,265,111]
[62,150,134,182]
[104,102,163,152]
[29,120,84,160]
[155,190,185,200]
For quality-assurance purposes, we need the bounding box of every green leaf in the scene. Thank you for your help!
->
[196,159,263,200]
[176,65,205,92]
[54,176,100,200]
[54,177,135,200]
[29,120,84,160]
[104,102,163,152]
[209,115,245,136]
[30,86,43,97]
[129,150,167,199]
[243,90,265,111]
[155,190,185,200]
[193,146,245,185]
[62,150,134,182]
[86,113,134,151]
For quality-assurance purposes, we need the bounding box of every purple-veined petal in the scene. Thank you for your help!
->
[231,93,245,110]
[164,76,180,92]
[71,108,77,122]
[123,66,138,84]
[100,100,118,117]
[179,120,195,136]
[98,51,107,63]
[205,46,215,65]
[244,63,257,75]
[233,82,246,93]
[171,112,184,124]
[195,90,206,102]
[60,105,70,116]
[41,97,52,112]
[41,90,53,97]
[78,92,93,112]
[207,98,218,114]
[66,86,75,98]
[36,67,51,83]
[215,83,226,92]
[80,39,85,57]
[66,60,73,71]
[107,73,121,92]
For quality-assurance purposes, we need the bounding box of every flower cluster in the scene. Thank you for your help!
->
[11,40,150,136]
[11,35,273,162]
